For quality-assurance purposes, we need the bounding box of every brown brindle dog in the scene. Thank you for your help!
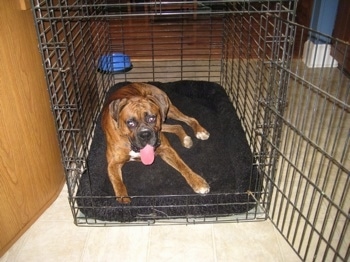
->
[101,83,210,203]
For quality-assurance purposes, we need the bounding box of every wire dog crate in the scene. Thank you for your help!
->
[31,0,349,261]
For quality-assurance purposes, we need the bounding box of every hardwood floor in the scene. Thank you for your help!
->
[108,15,225,60]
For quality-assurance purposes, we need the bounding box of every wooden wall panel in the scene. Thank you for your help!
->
[332,0,350,72]
[0,1,65,256]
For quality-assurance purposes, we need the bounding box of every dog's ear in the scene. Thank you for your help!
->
[109,98,128,123]
[148,94,170,122]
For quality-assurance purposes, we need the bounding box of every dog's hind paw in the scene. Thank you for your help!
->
[195,185,210,195]
[196,131,210,140]
[183,136,193,148]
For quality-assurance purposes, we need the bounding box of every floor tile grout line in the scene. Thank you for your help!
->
[146,226,152,262]
[211,225,218,262]
[79,228,93,262]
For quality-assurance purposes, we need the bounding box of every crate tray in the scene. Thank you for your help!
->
[76,80,258,222]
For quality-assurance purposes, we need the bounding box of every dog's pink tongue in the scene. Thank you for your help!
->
[140,144,155,165]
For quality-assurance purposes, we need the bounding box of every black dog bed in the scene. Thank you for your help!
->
[76,80,258,222]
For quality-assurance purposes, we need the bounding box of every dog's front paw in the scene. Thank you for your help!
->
[196,130,210,140]
[116,196,131,204]
[192,178,210,195]
[183,136,193,148]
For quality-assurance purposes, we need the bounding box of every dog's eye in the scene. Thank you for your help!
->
[126,119,137,128]
[146,115,156,123]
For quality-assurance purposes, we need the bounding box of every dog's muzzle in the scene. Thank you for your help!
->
[131,127,160,152]
[138,128,153,141]
[130,127,160,165]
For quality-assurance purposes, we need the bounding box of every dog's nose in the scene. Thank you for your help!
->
[138,129,152,140]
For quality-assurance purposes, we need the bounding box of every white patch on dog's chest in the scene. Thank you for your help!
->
[129,150,140,161]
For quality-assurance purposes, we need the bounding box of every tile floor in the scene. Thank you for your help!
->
[2,58,348,261]
[1,186,300,262]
